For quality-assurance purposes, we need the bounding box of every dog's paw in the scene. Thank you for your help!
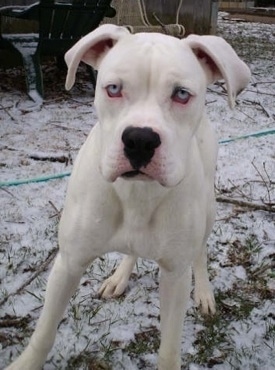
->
[98,274,129,298]
[194,282,216,315]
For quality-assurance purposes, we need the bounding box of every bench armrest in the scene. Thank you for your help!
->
[0,3,39,21]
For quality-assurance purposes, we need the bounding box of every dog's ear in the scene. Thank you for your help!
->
[185,35,251,108]
[65,24,130,90]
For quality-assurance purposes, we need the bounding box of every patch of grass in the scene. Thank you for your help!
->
[228,344,262,370]
[184,234,275,368]
[125,326,160,357]
[0,314,33,348]
[185,308,234,367]
[227,235,261,268]
[227,235,274,301]
[66,351,111,370]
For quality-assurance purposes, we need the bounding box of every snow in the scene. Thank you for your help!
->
[0,14,274,370]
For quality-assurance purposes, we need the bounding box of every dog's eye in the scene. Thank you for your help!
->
[171,87,191,105]
[106,84,122,98]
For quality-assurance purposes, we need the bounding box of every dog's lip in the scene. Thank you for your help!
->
[121,170,145,178]
[120,170,157,182]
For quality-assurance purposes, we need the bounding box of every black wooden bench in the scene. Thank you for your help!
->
[0,0,116,104]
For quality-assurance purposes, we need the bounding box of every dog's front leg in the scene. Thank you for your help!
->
[158,266,192,370]
[98,255,137,298]
[6,252,87,370]
[193,247,216,315]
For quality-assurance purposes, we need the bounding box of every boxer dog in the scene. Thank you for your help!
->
[6,24,250,370]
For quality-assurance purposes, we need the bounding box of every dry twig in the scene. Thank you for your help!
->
[0,103,18,122]
[216,195,275,213]
[29,153,69,164]
[48,200,62,219]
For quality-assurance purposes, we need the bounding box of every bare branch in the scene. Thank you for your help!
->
[216,195,275,213]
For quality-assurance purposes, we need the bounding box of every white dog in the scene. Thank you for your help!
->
[6,24,250,370]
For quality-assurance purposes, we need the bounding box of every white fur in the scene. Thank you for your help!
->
[6,25,250,370]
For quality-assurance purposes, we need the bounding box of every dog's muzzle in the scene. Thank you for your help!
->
[122,126,161,175]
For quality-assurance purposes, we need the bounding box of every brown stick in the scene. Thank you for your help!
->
[29,153,69,164]
[216,195,275,213]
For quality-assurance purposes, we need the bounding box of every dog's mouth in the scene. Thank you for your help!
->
[121,170,158,184]
[121,170,155,182]
[121,170,143,178]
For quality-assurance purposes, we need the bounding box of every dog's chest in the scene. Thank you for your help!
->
[110,202,160,259]
[111,224,159,259]
[107,180,205,263]
[109,181,169,259]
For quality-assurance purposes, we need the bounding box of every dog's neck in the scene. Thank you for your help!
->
[113,178,169,204]
[111,179,170,225]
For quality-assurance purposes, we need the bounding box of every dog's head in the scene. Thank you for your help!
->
[65,25,250,187]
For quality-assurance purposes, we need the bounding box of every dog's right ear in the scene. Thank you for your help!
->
[65,24,130,90]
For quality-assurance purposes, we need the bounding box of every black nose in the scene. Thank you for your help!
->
[122,126,161,169]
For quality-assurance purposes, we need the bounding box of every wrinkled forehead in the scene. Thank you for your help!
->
[98,33,201,78]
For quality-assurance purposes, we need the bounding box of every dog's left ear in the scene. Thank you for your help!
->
[185,35,251,108]
[65,24,130,90]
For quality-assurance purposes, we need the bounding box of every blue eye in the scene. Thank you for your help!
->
[172,87,191,104]
[106,84,122,98]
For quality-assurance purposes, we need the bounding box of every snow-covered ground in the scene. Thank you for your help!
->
[0,14,274,370]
